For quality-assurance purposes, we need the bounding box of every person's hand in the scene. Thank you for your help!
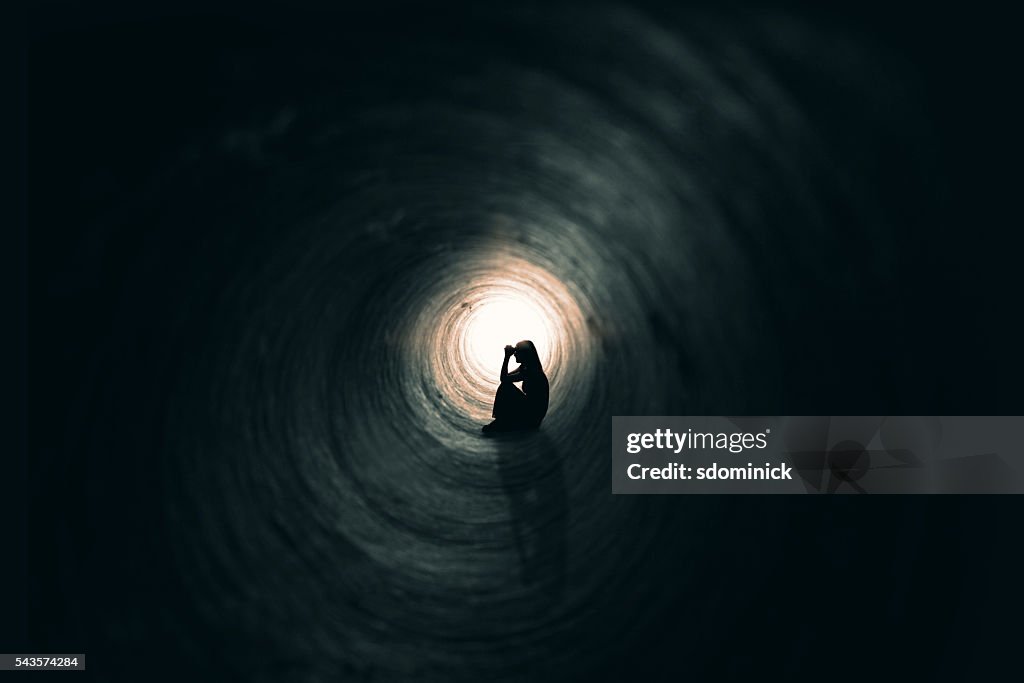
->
[504,344,515,357]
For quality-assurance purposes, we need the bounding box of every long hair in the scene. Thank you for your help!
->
[514,340,543,374]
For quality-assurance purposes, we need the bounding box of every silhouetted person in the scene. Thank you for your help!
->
[482,340,549,433]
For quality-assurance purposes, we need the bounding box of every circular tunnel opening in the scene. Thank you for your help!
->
[421,252,589,423]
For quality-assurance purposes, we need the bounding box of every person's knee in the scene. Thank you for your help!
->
[496,382,519,397]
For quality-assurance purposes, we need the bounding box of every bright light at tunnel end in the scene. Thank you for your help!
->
[419,253,589,423]
[464,295,552,374]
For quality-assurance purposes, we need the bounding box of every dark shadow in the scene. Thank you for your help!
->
[493,430,567,604]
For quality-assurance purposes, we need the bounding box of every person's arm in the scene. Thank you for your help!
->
[500,345,522,383]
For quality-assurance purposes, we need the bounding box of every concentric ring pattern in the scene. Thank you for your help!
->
[34,4,950,681]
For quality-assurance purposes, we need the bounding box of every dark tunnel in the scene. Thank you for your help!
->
[25,1,1023,680]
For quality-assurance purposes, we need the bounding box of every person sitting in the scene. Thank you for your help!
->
[482,339,549,433]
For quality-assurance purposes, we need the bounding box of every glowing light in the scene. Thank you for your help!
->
[414,250,590,424]
[463,293,551,376]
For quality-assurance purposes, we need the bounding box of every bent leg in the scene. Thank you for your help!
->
[492,381,527,420]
